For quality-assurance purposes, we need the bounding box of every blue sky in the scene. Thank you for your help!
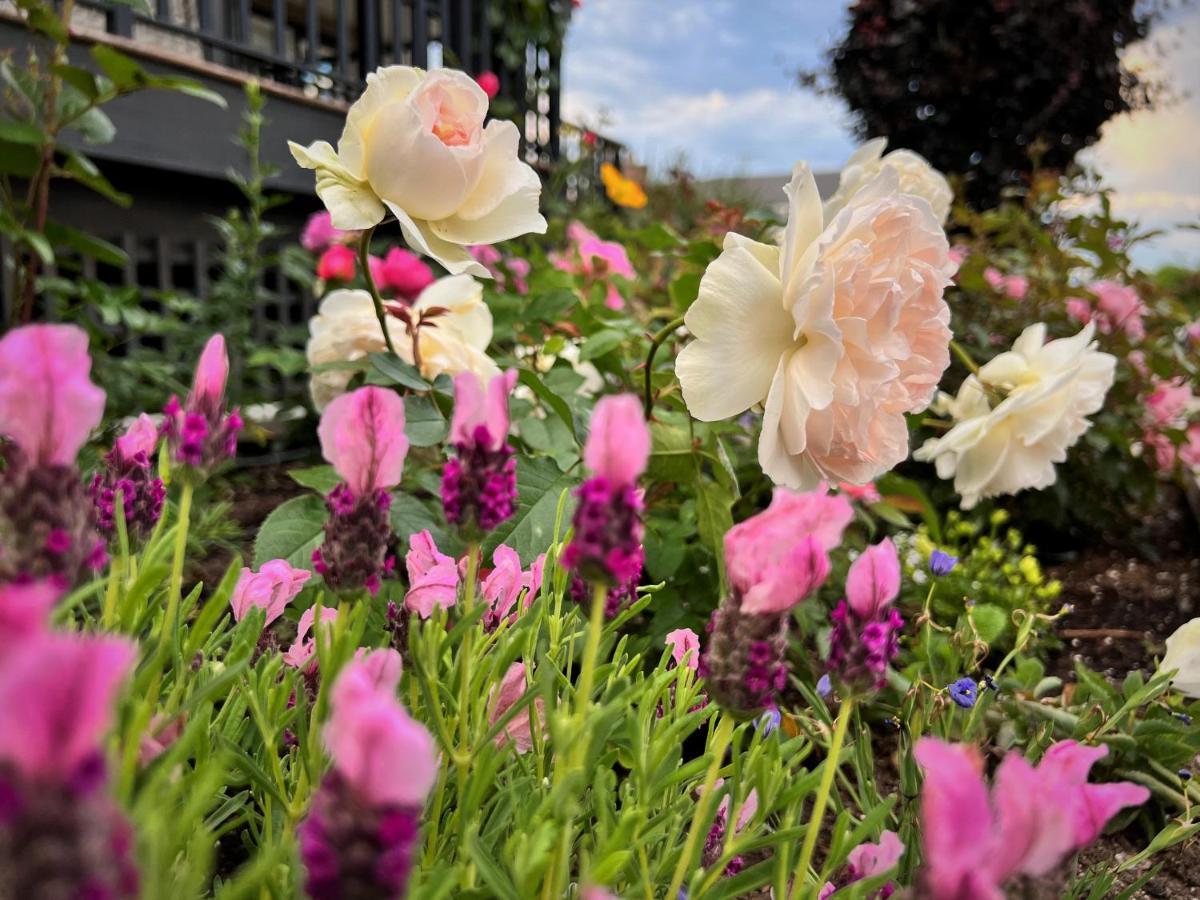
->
[562,0,1200,268]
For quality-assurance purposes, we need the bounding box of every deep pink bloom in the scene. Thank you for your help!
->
[665,628,700,671]
[163,333,241,470]
[0,630,135,782]
[0,324,105,466]
[584,394,650,486]
[403,530,459,619]
[115,414,159,461]
[846,539,900,618]
[1145,378,1193,428]
[301,211,354,253]
[283,605,339,670]
[317,244,357,281]
[820,830,904,898]
[450,370,517,451]
[488,661,544,753]
[475,70,500,99]
[230,559,312,626]
[0,579,62,655]
[318,386,408,498]
[325,658,437,806]
[378,247,435,300]
[1090,280,1146,342]
[914,738,1149,899]
[553,221,635,309]
[838,481,881,504]
[983,267,1028,300]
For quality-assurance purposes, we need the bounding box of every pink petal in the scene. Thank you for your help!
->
[230,560,311,626]
[192,334,230,408]
[665,628,700,670]
[991,752,1074,879]
[318,386,409,495]
[846,539,900,618]
[282,605,338,669]
[353,647,404,692]
[115,413,160,461]
[0,579,62,658]
[914,739,996,898]
[0,631,135,780]
[1036,741,1149,847]
[0,324,106,465]
[584,394,650,485]
[404,559,460,619]
[846,829,904,879]
[450,370,516,451]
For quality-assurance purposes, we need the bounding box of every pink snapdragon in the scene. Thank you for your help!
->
[301,210,355,253]
[487,661,545,752]
[370,247,435,301]
[562,395,650,588]
[282,605,339,670]
[983,267,1028,301]
[162,334,242,472]
[314,386,407,595]
[820,830,904,899]
[552,221,635,310]
[0,323,105,467]
[230,559,312,626]
[300,658,436,899]
[316,243,357,282]
[827,539,904,692]
[442,370,518,535]
[403,530,460,619]
[914,738,1149,899]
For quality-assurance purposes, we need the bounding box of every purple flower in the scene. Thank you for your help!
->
[947,677,978,708]
[827,540,904,694]
[929,549,958,577]
[162,335,241,474]
[442,370,518,537]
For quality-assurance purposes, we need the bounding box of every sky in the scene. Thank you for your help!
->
[561,0,1200,269]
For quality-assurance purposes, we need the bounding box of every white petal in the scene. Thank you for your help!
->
[413,274,493,350]
[387,203,490,277]
[339,65,423,176]
[677,245,794,421]
[758,354,822,490]
[452,121,539,221]
[427,156,547,245]
[367,105,478,221]
[289,141,385,230]
[780,163,823,289]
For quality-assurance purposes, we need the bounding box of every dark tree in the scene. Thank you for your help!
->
[828,0,1161,207]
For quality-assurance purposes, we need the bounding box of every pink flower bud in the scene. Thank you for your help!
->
[192,334,230,410]
[846,538,900,618]
[318,386,408,497]
[584,394,650,486]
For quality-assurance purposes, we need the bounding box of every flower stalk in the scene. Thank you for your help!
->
[790,695,854,899]
[642,315,686,420]
[666,714,734,899]
[358,225,399,357]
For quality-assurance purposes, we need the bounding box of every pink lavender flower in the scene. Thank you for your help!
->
[665,628,701,671]
[819,830,904,899]
[89,414,166,540]
[402,530,460,619]
[827,539,904,693]
[298,658,437,900]
[0,325,107,586]
[230,559,312,627]
[282,605,339,671]
[313,387,407,596]
[301,210,356,253]
[481,545,544,631]
[914,738,1149,899]
[701,780,759,876]
[162,334,242,474]
[442,370,518,537]
[316,243,357,281]
[370,247,435,301]
[487,661,545,753]
[562,395,650,589]
[0,628,139,898]
[701,487,849,718]
[552,221,635,310]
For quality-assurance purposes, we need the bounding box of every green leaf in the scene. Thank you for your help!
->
[579,328,626,361]
[516,368,579,444]
[253,495,327,569]
[62,151,132,207]
[0,120,46,145]
[71,107,116,145]
[143,73,228,108]
[694,473,733,580]
[389,493,455,554]
[51,64,101,100]
[630,222,683,251]
[405,394,448,447]
[482,455,576,565]
[0,139,40,177]
[44,220,128,267]
[969,603,1007,645]
[91,45,146,89]
[369,352,429,391]
[288,465,340,495]
[669,270,701,308]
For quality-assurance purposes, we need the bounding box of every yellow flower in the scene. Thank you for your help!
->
[600,162,647,209]
[1018,555,1043,585]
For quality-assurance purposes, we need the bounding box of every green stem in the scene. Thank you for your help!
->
[154,481,194,667]
[642,315,686,420]
[358,225,398,356]
[666,714,734,899]
[457,544,480,756]
[790,696,855,899]
[574,581,608,727]
[949,340,980,376]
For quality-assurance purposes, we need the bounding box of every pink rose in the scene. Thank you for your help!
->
[1145,378,1193,428]
[1064,296,1092,325]
[475,70,500,100]
[1089,280,1146,342]
[317,244,357,281]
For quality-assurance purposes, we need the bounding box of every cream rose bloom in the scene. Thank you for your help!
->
[307,274,498,410]
[289,66,546,278]
[677,164,954,489]
[823,138,953,225]
[1159,618,1200,698]
[914,322,1116,508]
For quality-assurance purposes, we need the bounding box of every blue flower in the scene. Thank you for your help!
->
[929,549,958,577]
[1179,769,1193,781]
[948,677,978,708]
[756,707,782,736]
[816,674,833,699]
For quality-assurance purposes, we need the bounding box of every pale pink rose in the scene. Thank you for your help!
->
[665,628,700,670]
[838,481,881,503]
[1064,296,1092,325]
[584,394,650,486]
[0,324,106,466]
[230,559,312,627]
[1145,378,1194,428]
[487,661,544,753]
[282,605,338,670]
[1128,350,1150,378]
[1090,280,1146,342]
[318,386,408,496]
[1143,429,1177,471]
[984,267,1028,300]
[404,530,459,618]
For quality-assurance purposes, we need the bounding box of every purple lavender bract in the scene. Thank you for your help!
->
[313,484,395,597]
[441,424,517,536]
[89,445,165,540]
[700,595,790,721]
[298,771,420,900]
[827,600,904,693]
[161,394,242,474]
[561,477,643,587]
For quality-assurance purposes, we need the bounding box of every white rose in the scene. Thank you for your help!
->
[1160,618,1200,698]
[306,275,499,411]
[914,322,1116,508]
[823,137,954,225]
[289,67,546,277]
